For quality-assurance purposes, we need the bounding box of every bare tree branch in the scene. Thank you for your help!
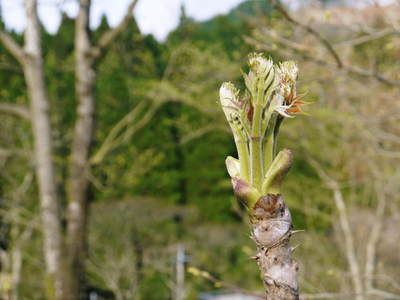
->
[109,102,161,154]
[369,289,400,299]
[245,36,400,86]
[0,62,24,74]
[0,103,31,120]
[91,0,139,60]
[364,181,387,292]
[0,30,26,66]
[0,148,30,159]
[334,28,399,49]
[373,128,400,143]
[179,125,229,145]
[267,0,343,68]
[90,100,148,165]
[308,159,364,300]
[374,274,400,292]
[261,0,400,87]
[363,160,398,293]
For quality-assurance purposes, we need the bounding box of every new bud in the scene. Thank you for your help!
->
[231,177,261,209]
[219,82,239,107]
[277,61,298,84]
[276,61,298,98]
[219,82,244,135]
[247,53,277,106]
[225,156,241,178]
[249,53,274,79]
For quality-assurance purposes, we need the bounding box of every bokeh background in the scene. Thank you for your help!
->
[0,0,399,299]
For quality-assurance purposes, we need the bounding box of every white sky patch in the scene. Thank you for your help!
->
[1,0,244,40]
[1,0,396,40]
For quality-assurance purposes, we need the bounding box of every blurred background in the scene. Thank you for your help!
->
[0,0,399,299]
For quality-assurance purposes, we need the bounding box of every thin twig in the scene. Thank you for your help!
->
[245,36,400,86]
[0,30,26,66]
[364,178,387,291]
[90,101,161,165]
[179,125,229,145]
[0,103,31,120]
[263,0,400,87]
[334,28,399,49]
[308,159,364,300]
[91,100,148,164]
[267,0,342,68]
[91,0,139,60]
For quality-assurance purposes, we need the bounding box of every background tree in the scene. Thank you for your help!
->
[0,0,399,299]
[0,0,140,299]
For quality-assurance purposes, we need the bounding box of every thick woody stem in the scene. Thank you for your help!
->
[251,194,299,300]
[233,149,299,299]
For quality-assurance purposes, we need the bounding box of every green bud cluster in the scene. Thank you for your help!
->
[219,53,306,208]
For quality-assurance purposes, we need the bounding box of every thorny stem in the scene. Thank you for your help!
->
[219,53,307,300]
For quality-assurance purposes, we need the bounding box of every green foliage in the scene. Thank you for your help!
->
[1,4,254,297]
[0,2,310,298]
[2,1,399,299]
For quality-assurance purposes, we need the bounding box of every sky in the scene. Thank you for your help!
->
[1,0,246,40]
[2,0,396,40]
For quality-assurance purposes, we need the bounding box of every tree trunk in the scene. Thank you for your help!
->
[332,188,364,300]
[23,0,65,298]
[65,0,96,298]
[364,182,386,293]
[1,1,139,299]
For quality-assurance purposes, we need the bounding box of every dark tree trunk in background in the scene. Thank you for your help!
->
[167,102,187,206]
